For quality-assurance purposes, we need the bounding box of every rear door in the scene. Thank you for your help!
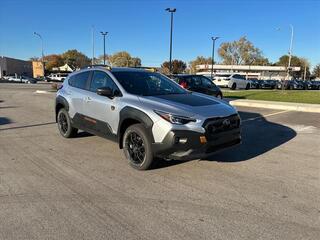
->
[66,71,91,118]
[82,70,121,136]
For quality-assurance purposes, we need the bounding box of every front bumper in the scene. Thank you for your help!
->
[152,128,241,160]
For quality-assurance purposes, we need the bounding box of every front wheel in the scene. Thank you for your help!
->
[57,108,78,138]
[245,83,250,90]
[123,124,154,170]
[231,83,237,90]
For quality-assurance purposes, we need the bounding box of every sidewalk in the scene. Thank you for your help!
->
[228,99,320,113]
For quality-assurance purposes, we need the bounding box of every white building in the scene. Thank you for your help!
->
[196,64,301,80]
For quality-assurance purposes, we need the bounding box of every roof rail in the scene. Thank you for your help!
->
[82,64,112,70]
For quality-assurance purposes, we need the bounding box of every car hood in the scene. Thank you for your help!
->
[138,92,237,118]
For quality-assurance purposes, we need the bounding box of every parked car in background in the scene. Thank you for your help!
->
[296,80,320,90]
[47,73,69,82]
[260,80,277,89]
[277,80,304,90]
[173,74,223,98]
[250,79,261,89]
[6,75,37,84]
[213,74,251,90]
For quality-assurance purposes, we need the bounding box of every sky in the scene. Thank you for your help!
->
[0,0,319,68]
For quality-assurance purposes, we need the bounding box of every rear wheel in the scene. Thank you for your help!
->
[123,124,154,170]
[57,108,78,138]
[216,94,223,99]
[231,83,237,90]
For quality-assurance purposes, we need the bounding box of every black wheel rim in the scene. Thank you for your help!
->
[58,112,68,134]
[125,132,145,165]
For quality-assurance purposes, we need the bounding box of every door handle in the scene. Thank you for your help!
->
[84,96,92,102]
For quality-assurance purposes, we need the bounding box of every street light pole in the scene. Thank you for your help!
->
[211,36,219,80]
[34,32,45,77]
[100,32,108,65]
[287,24,294,80]
[33,32,44,62]
[165,8,176,74]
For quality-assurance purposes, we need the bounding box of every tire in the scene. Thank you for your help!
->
[231,83,236,90]
[57,108,78,138]
[122,123,154,170]
[245,83,250,90]
[216,94,223,99]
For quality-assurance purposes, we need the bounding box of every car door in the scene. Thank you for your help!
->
[83,70,121,136]
[66,71,91,119]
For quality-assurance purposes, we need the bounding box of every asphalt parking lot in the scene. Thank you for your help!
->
[0,83,319,240]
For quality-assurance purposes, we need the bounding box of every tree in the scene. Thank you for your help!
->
[61,49,91,69]
[107,51,142,67]
[312,64,320,78]
[189,56,212,73]
[276,55,311,79]
[43,54,64,71]
[161,59,187,74]
[218,36,269,65]
[29,57,40,61]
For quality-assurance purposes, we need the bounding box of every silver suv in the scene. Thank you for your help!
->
[55,66,241,170]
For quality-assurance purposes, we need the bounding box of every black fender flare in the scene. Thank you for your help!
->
[55,96,69,121]
[118,106,154,148]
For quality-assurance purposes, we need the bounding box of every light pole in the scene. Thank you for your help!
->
[165,8,176,74]
[211,36,219,80]
[33,32,44,61]
[100,31,108,65]
[277,25,294,80]
[34,32,45,77]
[287,24,294,80]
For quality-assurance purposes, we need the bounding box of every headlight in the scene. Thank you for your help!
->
[154,110,196,125]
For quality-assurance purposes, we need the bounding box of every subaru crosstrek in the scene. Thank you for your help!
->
[55,66,241,170]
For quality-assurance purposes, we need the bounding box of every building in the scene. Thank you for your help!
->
[0,56,33,78]
[196,64,301,80]
[52,64,74,72]
[32,61,45,78]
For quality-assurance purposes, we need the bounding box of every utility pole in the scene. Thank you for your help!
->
[165,8,176,74]
[100,32,108,65]
[211,36,219,80]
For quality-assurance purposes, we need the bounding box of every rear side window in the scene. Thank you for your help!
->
[69,71,90,90]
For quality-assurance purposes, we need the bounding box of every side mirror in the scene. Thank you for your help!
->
[97,87,113,98]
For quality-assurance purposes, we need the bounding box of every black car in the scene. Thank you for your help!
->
[173,74,223,98]
[297,80,320,90]
[277,80,304,90]
[250,79,261,89]
[262,80,277,89]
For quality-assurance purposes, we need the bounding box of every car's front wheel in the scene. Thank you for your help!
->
[123,124,154,170]
[245,83,250,90]
[231,83,237,90]
[57,108,78,138]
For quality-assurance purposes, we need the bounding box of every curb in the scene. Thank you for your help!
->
[229,99,320,113]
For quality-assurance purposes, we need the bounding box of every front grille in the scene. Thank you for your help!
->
[203,114,240,136]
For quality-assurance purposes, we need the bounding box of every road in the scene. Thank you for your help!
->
[0,83,319,240]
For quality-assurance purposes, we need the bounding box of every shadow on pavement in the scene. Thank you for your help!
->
[153,111,296,169]
[0,117,12,125]
[0,121,55,131]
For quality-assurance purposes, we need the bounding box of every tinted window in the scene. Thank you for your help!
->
[90,71,119,94]
[69,71,90,89]
[200,76,216,88]
[112,71,186,96]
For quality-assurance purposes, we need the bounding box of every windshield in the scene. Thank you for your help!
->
[112,71,187,96]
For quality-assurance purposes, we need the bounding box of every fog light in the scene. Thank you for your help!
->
[200,136,207,144]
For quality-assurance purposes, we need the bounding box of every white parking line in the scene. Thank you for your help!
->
[242,110,291,123]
